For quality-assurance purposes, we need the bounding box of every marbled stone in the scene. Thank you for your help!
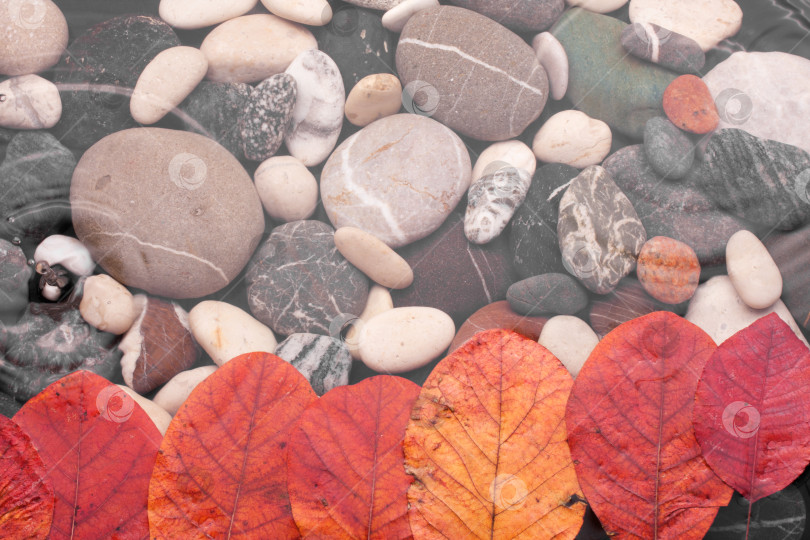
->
[0,240,32,317]
[188,300,277,367]
[246,220,369,336]
[464,167,532,245]
[159,0,258,29]
[531,32,568,101]
[200,14,316,83]
[0,75,61,130]
[663,74,719,134]
[382,0,438,33]
[507,273,588,316]
[344,74,402,127]
[551,8,677,139]
[538,315,599,377]
[532,110,612,168]
[509,163,579,279]
[726,230,782,310]
[643,116,694,180]
[603,145,746,270]
[334,227,414,289]
[396,5,548,141]
[447,0,564,32]
[636,236,700,305]
[51,15,180,149]
[283,49,345,166]
[254,156,318,222]
[690,128,810,231]
[179,81,251,157]
[261,0,332,26]
[621,22,705,74]
[471,140,536,183]
[321,114,471,248]
[705,486,805,540]
[70,128,265,299]
[239,73,297,161]
[0,0,68,76]
[153,365,217,415]
[558,166,646,294]
[391,212,516,327]
[629,0,743,52]
[274,333,351,395]
[589,278,658,337]
[449,301,547,352]
[764,225,810,331]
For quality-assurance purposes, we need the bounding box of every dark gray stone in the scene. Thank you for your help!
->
[246,220,369,336]
[621,22,705,74]
[239,73,297,161]
[448,0,564,32]
[507,273,588,316]
[274,333,351,396]
[764,224,810,332]
[643,116,694,180]
[705,485,805,539]
[180,81,251,158]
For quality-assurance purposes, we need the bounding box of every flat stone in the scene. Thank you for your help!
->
[471,140,537,183]
[636,236,700,304]
[643,116,694,180]
[533,110,612,168]
[343,284,393,359]
[254,156,318,222]
[275,334,351,395]
[507,273,588,316]
[690,128,810,231]
[764,225,810,331]
[449,300,547,352]
[551,8,677,139]
[0,75,61,129]
[532,32,568,101]
[239,73,297,161]
[344,73,402,127]
[663,74,719,134]
[261,0,332,26]
[130,46,208,125]
[334,227,414,289]
[0,0,68,75]
[538,315,599,377]
[629,0,743,52]
[152,365,217,415]
[621,22,705,74]
[447,0,564,32]
[200,14,316,83]
[0,240,32,316]
[382,0,438,33]
[397,5,548,141]
[179,81,250,157]
[159,0,258,29]
[464,167,532,244]
[566,0,628,12]
[70,128,265,299]
[246,220,369,336]
[726,230,782,310]
[558,166,646,294]
[79,274,138,335]
[358,307,455,373]
[320,113,471,248]
[589,277,658,337]
[188,300,278,367]
[284,50,345,166]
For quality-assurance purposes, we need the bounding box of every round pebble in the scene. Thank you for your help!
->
[538,315,600,377]
[726,230,783,310]
[507,273,589,316]
[159,0,259,30]
[533,110,612,168]
[79,274,138,335]
[334,227,414,289]
[382,0,439,33]
[343,284,394,359]
[636,236,701,304]
[189,300,278,367]
[567,0,628,12]
[471,140,537,183]
[239,73,297,161]
[662,74,720,134]
[254,156,318,222]
[261,0,332,26]
[531,32,568,101]
[643,116,695,180]
[0,0,68,76]
[344,73,403,127]
[0,75,61,130]
[152,365,218,416]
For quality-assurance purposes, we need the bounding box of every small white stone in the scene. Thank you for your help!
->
[381,0,439,33]
[532,110,612,169]
[0,74,61,130]
[344,73,403,127]
[79,274,138,335]
[538,315,599,377]
[531,33,568,101]
[344,284,393,360]
[153,365,218,415]
[189,300,277,367]
[260,0,332,26]
[629,0,743,52]
[334,227,414,289]
[471,140,536,183]
[159,0,259,30]
[686,275,808,346]
[358,307,454,373]
[726,230,783,310]
[131,47,208,125]
[34,235,94,276]
[254,156,318,222]
[117,385,172,435]
[566,0,629,13]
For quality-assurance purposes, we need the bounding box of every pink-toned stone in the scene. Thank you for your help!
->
[636,236,700,304]
[663,74,719,134]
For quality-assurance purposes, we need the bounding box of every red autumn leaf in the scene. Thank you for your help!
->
[566,311,732,539]
[287,375,420,539]
[404,329,585,539]
[0,415,54,539]
[13,370,162,539]
[693,312,810,502]
[148,352,317,539]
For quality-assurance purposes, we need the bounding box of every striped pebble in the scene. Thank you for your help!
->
[274,333,352,395]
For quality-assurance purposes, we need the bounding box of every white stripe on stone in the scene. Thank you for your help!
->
[643,23,660,63]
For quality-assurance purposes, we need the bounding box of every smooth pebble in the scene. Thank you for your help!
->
[189,300,277,367]
[538,315,599,377]
[254,156,318,222]
[566,0,628,12]
[0,75,61,129]
[636,236,700,304]
[260,0,332,26]
[471,140,537,183]
[152,365,218,415]
[159,0,259,30]
[343,284,394,359]
[629,0,743,52]
[79,274,138,335]
[382,0,439,33]
[344,74,402,127]
[334,227,414,289]
[726,230,783,310]
[533,110,612,168]
[0,0,68,76]
[117,385,172,435]
[33,234,94,276]
[532,32,568,101]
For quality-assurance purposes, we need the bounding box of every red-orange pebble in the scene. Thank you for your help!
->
[636,236,701,304]
[662,74,719,134]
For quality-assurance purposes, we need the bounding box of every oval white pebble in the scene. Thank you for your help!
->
[153,365,218,415]
[358,307,455,373]
[131,46,208,125]
[79,274,138,335]
[471,140,537,183]
[260,0,332,26]
[532,110,612,168]
[531,33,568,101]
[334,227,414,289]
[344,284,394,359]
[0,74,61,129]
[189,300,277,367]
[254,156,318,222]
[117,385,172,435]
[344,74,403,127]
[34,234,95,276]
[567,0,629,14]
[159,0,259,30]
[726,229,783,310]
[538,315,599,377]
[381,0,439,33]
[629,0,743,52]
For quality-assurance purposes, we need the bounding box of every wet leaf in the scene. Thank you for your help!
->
[566,311,732,539]
[13,370,162,539]
[404,329,584,539]
[287,375,420,539]
[0,415,54,539]
[694,313,810,502]
[148,352,317,539]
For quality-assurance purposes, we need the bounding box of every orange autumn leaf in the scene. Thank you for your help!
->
[148,352,317,539]
[403,329,585,539]
[566,311,732,539]
[287,375,421,539]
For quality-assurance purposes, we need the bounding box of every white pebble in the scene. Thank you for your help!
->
[726,230,783,310]
[344,284,394,360]
[34,235,94,276]
[79,274,138,335]
[531,33,568,101]
[159,0,259,30]
[260,0,332,26]
[629,0,743,52]
[381,0,439,33]
[532,110,612,168]
[254,156,318,222]
[334,227,414,289]
[471,140,536,183]
[566,0,629,13]
[117,385,172,435]
[538,316,599,377]
[0,75,61,129]
[153,365,218,415]
[189,300,277,366]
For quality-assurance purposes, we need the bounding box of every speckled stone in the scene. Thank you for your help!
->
[449,300,547,352]
[589,278,658,337]
[397,5,548,141]
[447,0,564,32]
[246,220,369,336]
[643,116,694,180]
[0,75,61,130]
[274,333,352,395]
[636,236,700,304]
[621,22,705,74]
[464,167,532,245]
[507,273,589,316]
[558,165,646,294]
[179,81,251,158]
[239,73,297,161]
[663,74,719,134]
